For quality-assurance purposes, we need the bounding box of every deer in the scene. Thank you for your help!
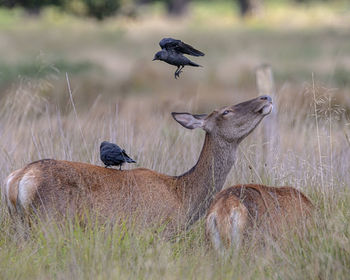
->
[2,96,273,237]
[206,184,314,251]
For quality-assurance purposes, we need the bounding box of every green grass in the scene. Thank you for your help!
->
[0,57,96,87]
[1,193,350,279]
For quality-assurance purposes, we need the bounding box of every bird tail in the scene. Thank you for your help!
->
[188,61,202,67]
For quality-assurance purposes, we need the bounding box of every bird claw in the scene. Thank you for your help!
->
[174,70,182,79]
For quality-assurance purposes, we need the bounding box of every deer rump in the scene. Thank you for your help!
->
[206,184,314,249]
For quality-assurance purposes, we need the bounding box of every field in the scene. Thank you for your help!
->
[1,1,350,279]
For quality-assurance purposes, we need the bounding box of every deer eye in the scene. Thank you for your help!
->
[222,110,230,116]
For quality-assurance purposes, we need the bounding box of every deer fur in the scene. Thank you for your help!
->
[2,96,273,236]
[206,184,314,251]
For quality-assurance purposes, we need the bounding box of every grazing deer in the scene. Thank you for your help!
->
[2,96,273,236]
[206,184,314,251]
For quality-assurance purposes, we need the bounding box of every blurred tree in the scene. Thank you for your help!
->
[236,0,262,17]
[139,0,189,16]
[165,0,189,16]
[0,0,63,14]
[0,0,121,20]
[293,0,334,2]
[82,0,120,20]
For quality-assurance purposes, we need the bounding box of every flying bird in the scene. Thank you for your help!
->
[153,38,205,79]
[100,141,136,170]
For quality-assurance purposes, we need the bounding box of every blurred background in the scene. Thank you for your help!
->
[0,0,349,110]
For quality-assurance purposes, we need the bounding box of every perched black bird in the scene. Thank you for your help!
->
[153,38,205,79]
[100,141,136,170]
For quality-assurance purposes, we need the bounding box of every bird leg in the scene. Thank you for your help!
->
[178,65,184,75]
[175,66,184,79]
[119,165,122,171]
[174,66,180,79]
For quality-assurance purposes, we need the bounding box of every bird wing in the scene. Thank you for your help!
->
[159,38,205,57]
[122,150,136,163]
[101,145,121,156]
[102,149,123,163]
[100,142,121,151]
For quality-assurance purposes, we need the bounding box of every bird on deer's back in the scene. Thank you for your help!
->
[100,141,136,170]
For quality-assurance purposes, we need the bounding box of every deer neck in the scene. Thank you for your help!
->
[176,133,238,226]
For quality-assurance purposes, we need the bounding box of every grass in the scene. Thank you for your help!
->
[0,57,96,87]
[0,74,349,280]
[1,1,350,279]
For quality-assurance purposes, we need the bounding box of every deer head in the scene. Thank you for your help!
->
[172,95,273,144]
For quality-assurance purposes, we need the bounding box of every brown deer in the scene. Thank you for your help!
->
[2,96,273,236]
[206,184,314,251]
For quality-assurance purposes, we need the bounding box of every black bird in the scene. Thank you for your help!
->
[100,141,136,170]
[153,38,205,79]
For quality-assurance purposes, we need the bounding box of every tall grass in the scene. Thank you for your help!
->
[0,74,350,279]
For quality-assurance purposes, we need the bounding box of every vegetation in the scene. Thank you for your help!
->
[0,0,347,19]
[0,1,350,279]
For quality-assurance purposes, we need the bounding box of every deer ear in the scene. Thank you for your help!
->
[171,112,207,130]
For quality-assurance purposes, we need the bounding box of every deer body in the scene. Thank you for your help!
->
[2,96,273,236]
[206,184,314,250]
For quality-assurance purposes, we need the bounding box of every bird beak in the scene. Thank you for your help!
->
[152,58,156,61]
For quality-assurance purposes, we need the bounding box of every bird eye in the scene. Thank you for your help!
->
[222,110,230,116]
